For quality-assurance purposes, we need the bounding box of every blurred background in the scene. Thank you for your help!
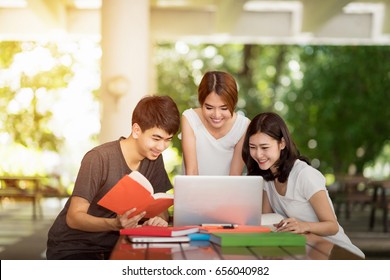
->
[0,0,389,259]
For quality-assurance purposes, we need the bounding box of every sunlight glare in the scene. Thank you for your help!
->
[311,158,320,169]
[175,41,189,54]
[162,146,181,174]
[13,88,34,111]
[13,46,55,77]
[0,145,48,175]
[203,46,217,58]
[266,65,276,77]
[274,101,284,111]
[7,99,20,114]
[288,59,300,72]
[192,59,203,70]
[308,139,317,149]
[0,132,11,145]
[213,55,224,65]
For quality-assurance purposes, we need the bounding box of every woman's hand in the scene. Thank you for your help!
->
[274,217,310,234]
[143,216,168,227]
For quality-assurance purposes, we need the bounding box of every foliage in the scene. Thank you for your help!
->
[0,41,22,68]
[0,40,101,181]
[156,43,390,176]
[0,41,73,152]
[284,46,390,175]
[1,41,389,180]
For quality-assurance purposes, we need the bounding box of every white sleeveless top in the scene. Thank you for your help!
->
[182,108,249,175]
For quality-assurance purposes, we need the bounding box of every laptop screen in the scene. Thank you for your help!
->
[173,175,263,226]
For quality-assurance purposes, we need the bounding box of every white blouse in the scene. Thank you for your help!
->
[182,108,249,175]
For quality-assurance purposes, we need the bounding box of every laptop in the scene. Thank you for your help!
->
[173,175,263,226]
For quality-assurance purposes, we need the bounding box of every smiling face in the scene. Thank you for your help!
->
[133,124,173,160]
[201,91,233,130]
[248,132,286,174]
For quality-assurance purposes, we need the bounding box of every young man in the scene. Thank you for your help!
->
[46,95,180,260]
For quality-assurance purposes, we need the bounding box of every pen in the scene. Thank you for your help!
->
[279,222,287,228]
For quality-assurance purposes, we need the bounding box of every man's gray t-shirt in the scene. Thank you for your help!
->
[46,138,172,259]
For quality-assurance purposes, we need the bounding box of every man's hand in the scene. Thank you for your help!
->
[116,208,146,229]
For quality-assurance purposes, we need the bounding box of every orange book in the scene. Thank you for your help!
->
[200,225,271,234]
[97,171,173,218]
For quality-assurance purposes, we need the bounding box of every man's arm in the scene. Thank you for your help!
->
[66,196,146,232]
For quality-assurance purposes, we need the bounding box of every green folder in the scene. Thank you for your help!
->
[209,232,306,247]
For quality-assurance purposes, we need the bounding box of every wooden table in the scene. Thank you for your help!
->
[0,176,44,219]
[369,179,390,232]
[334,175,372,220]
[110,234,363,260]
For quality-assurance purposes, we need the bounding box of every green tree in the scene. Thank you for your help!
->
[284,45,390,175]
[0,42,73,153]
[156,43,390,177]
[2,41,388,180]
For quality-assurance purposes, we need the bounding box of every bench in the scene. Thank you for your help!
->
[0,176,69,219]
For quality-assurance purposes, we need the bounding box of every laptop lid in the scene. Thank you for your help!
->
[173,175,263,227]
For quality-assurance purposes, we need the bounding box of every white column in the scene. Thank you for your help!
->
[100,0,150,143]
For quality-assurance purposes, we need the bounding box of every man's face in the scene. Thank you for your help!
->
[136,126,174,160]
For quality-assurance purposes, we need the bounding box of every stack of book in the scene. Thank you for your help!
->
[120,226,201,243]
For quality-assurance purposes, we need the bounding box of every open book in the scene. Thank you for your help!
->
[97,171,173,218]
[261,213,285,231]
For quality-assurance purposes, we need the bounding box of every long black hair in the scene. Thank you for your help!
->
[242,112,309,182]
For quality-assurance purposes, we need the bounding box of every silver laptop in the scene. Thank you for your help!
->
[173,175,263,226]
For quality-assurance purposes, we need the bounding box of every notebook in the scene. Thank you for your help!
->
[209,232,306,247]
[127,236,190,243]
[173,175,263,227]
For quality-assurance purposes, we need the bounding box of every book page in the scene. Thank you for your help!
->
[152,192,174,199]
[261,213,285,231]
[129,171,153,193]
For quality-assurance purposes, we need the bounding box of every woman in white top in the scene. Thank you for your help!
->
[242,112,365,259]
[181,71,250,175]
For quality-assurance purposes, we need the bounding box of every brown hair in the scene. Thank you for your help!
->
[198,71,238,115]
[132,95,180,135]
